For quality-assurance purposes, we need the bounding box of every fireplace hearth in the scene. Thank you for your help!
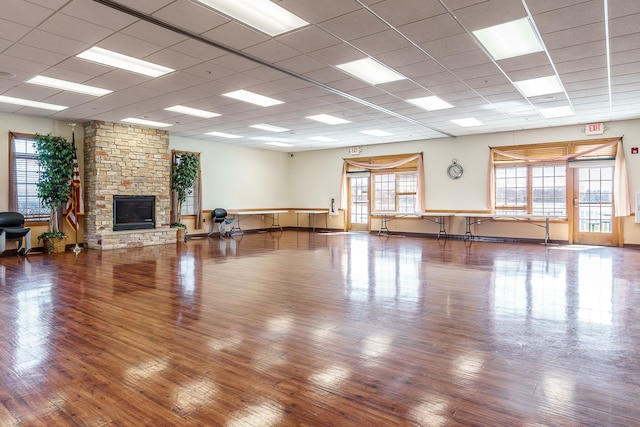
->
[113,195,155,231]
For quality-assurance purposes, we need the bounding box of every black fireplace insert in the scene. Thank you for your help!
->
[113,195,155,231]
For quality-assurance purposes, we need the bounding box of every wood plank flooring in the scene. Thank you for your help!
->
[1,231,639,426]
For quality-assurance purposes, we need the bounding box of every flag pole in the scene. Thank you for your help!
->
[70,123,82,254]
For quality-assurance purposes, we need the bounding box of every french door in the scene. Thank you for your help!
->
[572,166,619,246]
[348,176,369,231]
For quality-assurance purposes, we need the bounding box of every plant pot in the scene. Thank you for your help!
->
[176,227,187,243]
[43,236,66,254]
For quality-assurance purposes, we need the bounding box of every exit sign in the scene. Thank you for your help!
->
[349,146,362,155]
[585,122,605,135]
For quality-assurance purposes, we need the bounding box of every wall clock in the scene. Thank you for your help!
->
[447,159,463,179]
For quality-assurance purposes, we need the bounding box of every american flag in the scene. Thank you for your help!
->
[65,133,84,231]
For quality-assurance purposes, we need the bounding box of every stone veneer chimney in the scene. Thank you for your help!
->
[83,121,177,250]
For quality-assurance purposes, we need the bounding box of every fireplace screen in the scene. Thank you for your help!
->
[113,195,155,231]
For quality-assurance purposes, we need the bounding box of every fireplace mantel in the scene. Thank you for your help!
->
[89,228,177,250]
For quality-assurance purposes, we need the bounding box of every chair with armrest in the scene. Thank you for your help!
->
[0,212,32,255]
[208,208,233,237]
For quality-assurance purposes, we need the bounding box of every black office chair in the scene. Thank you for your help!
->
[0,212,32,255]
[209,208,230,237]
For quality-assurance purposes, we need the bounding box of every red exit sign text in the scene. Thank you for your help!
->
[585,123,605,135]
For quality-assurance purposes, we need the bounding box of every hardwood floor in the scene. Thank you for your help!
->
[1,231,639,426]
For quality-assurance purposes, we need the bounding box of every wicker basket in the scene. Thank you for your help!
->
[44,237,66,254]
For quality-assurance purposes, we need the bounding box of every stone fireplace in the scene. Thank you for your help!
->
[83,121,177,250]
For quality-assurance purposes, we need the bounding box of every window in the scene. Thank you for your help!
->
[373,172,417,212]
[341,152,424,214]
[531,165,566,216]
[9,133,50,221]
[494,164,566,216]
[170,150,202,226]
[181,189,195,216]
[492,139,619,218]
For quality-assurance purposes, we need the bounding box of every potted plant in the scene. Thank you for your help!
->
[34,133,75,253]
[171,152,199,242]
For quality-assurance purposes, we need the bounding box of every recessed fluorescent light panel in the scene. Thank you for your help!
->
[514,75,563,98]
[361,129,393,137]
[0,95,67,111]
[539,106,574,118]
[195,0,308,36]
[222,90,283,107]
[406,96,454,111]
[250,123,289,132]
[473,18,544,61]
[451,118,484,127]
[336,58,406,85]
[26,75,112,96]
[306,114,351,125]
[265,141,294,147]
[309,136,338,142]
[122,118,173,128]
[165,105,220,118]
[77,47,175,77]
[205,131,242,139]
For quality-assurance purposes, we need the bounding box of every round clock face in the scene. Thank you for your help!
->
[447,161,463,179]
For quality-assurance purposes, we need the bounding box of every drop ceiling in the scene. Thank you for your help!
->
[1,0,638,152]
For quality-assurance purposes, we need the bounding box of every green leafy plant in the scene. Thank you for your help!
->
[171,152,199,225]
[37,231,67,254]
[34,133,75,234]
[170,222,186,228]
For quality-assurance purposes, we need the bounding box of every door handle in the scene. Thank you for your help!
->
[574,198,579,208]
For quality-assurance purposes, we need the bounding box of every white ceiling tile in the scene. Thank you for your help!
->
[61,0,137,30]
[279,0,362,24]
[533,0,603,35]
[4,43,68,67]
[2,0,54,26]
[419,33,478,59]
[276,55,326,74]
[201,22,268,50]
[370,0,448,26]
[320,9,389,41]
[37,13,113,45]
[105,0,175,14]
[97,32,167,59]
[243,40,301,63]
[152,0,228,34]
[540,23,604,51]
[277,26,341,53]
[498,52,552,73]
[453,0,527,31]
[121,20,188,47]
[169,39,227,62]
[350,30,413,56]
[18,29,87,56]
[397,14,464,45]
[0,19,33,42]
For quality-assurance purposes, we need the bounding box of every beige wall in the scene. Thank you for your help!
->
[2,112,640,246]
[289,120,640,244]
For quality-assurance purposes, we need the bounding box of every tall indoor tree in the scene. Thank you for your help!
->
[171,151,200,227]
[34,133,75,234]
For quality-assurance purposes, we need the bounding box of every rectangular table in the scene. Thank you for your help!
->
[228,210,289,235]
[371,212,454,238]
[418,212,455,239]
[454,213,557,244]
[294,210,329,232]
[370,212,423,236]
